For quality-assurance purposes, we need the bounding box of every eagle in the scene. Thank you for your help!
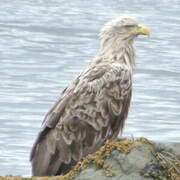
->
[30,16,150,176]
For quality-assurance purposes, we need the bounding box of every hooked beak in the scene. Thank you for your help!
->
[136,25,150,36]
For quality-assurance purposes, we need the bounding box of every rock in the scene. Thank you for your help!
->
[73,139,180,180]
[154,142,180,158]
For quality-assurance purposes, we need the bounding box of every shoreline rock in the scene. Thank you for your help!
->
[74,138,180,180]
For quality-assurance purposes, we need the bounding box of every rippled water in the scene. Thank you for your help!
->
[0,0,179,176]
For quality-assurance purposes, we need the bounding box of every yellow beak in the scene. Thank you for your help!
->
[136,25,150,36]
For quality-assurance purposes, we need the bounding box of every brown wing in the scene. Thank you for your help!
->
[30,62,132,176]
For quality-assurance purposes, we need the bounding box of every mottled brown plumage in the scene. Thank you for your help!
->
[30,16,150,176]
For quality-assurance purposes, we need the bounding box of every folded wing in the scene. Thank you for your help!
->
[30,62,132,176]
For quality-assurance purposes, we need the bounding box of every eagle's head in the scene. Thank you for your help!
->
[100,16,150,53]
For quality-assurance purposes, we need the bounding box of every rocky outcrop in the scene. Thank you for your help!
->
[74,138,180,180]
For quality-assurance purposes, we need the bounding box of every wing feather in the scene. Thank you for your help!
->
[30,62,132,176]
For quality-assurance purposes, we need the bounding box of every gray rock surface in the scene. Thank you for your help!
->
[74,141,180,180]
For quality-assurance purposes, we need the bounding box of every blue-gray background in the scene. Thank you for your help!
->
[0,0,179,176]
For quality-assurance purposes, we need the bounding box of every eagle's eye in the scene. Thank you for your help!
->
[124,24,137,28]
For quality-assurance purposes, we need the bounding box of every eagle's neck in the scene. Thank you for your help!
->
[98,36,135,70]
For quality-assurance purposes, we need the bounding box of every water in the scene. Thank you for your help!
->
[0,0,179,176]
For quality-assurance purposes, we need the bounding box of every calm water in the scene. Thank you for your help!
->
[0,0,179,176]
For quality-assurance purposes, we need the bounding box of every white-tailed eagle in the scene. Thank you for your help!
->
[30,16,150,176]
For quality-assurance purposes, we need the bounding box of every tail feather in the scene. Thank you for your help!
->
[30,128,74,176]
[30,128,62,176]
[31,138,52,176]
